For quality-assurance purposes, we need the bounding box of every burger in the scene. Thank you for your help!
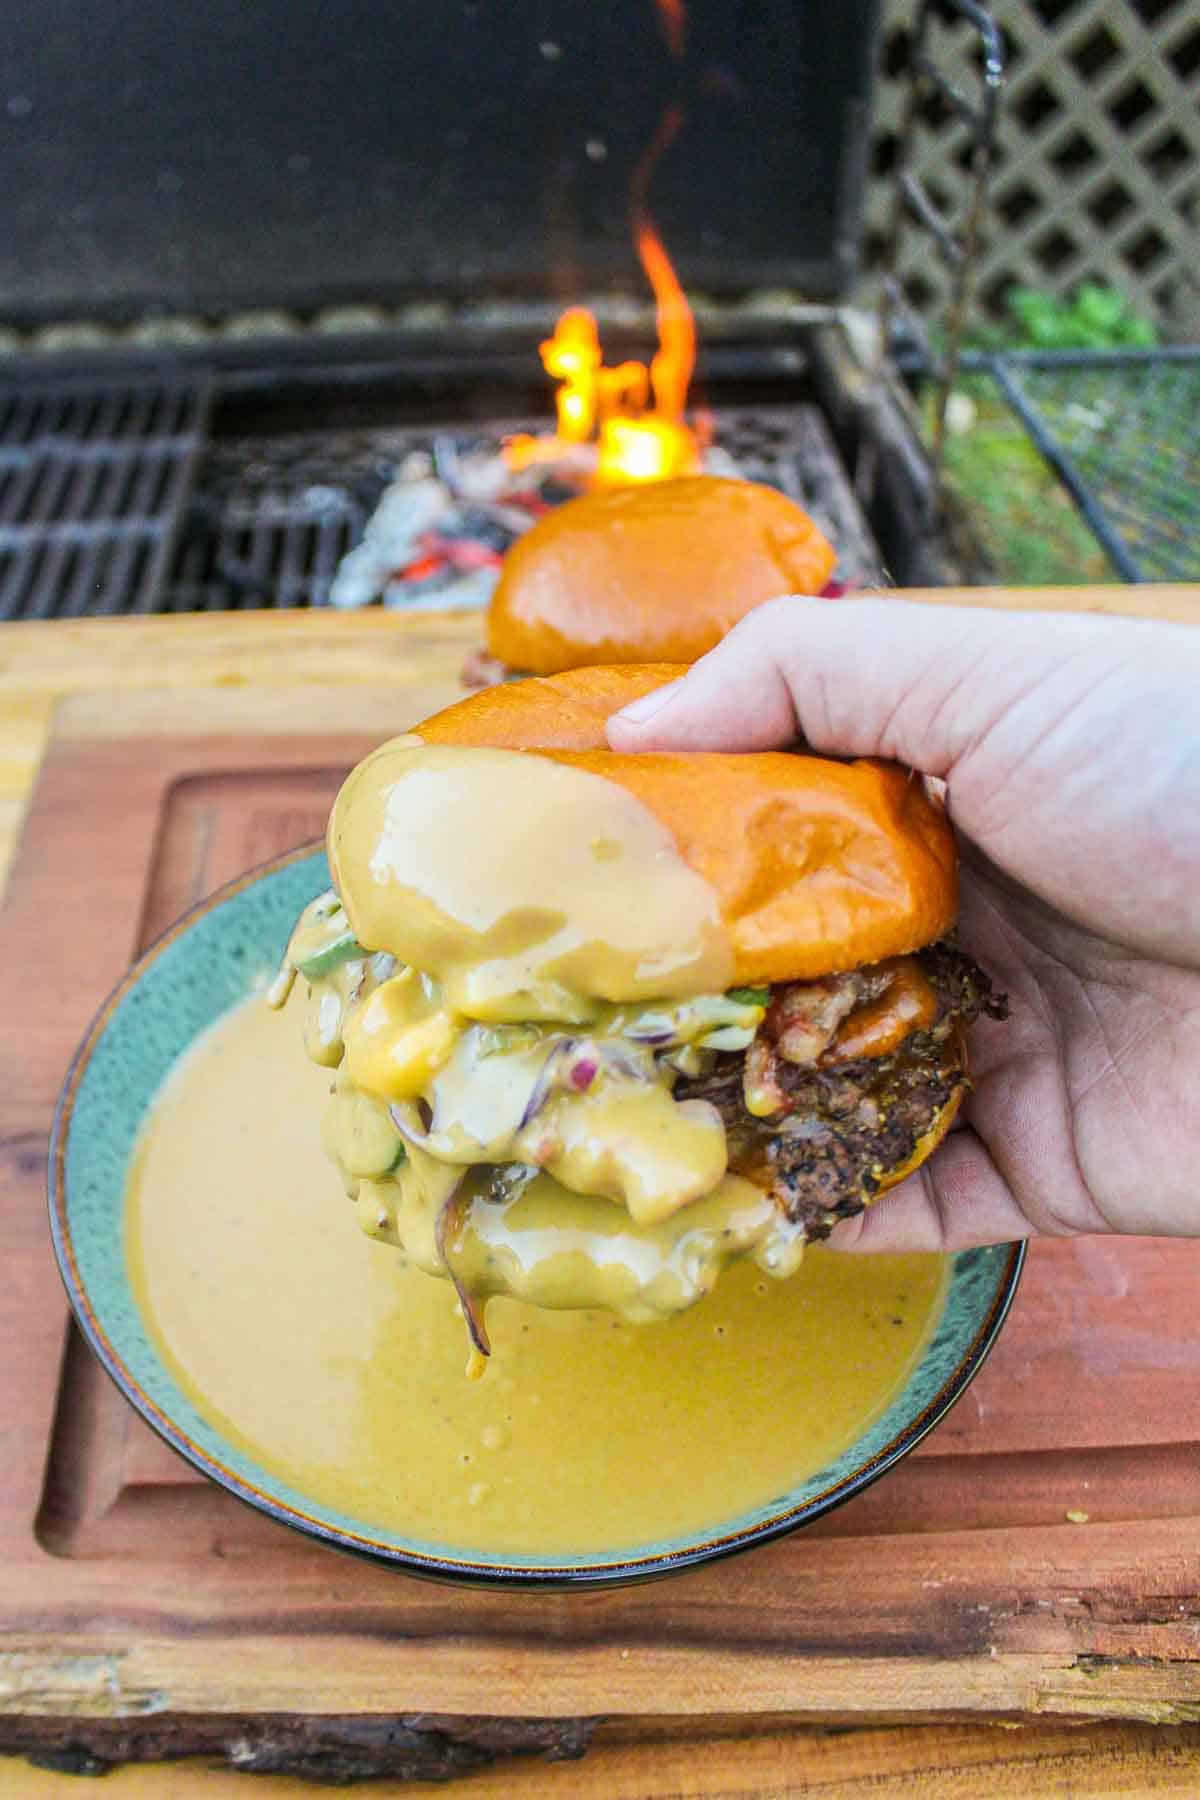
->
[462,474,837,686]
[273,666,1003,1367]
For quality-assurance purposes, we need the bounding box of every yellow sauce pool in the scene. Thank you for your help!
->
[126,994,948,1555]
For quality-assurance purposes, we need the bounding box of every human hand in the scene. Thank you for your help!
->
[607,597,1200,1250]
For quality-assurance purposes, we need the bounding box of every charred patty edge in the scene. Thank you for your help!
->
[676,940,1004,1238]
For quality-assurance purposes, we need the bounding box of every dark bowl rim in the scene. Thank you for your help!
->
[49,842,1027,1590]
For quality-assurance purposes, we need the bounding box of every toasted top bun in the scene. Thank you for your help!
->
[486,475,837,674]
[415,666,957,983]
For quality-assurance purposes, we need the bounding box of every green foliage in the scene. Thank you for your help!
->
[939,404,1113,585]
[938,283,1157,581]
[1004,283,1157,351]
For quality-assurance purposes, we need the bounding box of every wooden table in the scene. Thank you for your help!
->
[2,590,1199,1796]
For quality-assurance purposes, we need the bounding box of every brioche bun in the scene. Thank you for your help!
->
[486,475,836,675]
[416,664,957,984]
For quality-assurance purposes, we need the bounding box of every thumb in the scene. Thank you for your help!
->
[605,594,1131,775]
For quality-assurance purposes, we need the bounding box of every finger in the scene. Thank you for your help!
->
[605,594,1144,776]
[827,1129,1036,1253]
[607,598,815,751]
[605,597,1200,962]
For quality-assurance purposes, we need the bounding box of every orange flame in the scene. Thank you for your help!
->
[638,219,694,426]
[539,306,650,445]
[505,241,699,486]
[593,218,698,484]
[507,223,699,486]
[505,4,697,487]
[654,0,686,58]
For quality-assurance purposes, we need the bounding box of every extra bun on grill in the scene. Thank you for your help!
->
[481,475,837,678]
[417,665,958,982]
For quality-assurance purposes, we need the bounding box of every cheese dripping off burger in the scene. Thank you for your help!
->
[271,665,1005,1370]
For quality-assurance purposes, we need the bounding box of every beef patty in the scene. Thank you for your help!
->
[674,941,1006,1238]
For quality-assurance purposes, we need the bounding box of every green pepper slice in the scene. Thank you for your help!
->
[295,929,363,980]
[726,985,770,1007]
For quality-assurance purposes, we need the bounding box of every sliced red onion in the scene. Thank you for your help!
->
[391,1035,655,1165]
[596,1044,655,1084]
[435,1178,491,1359]
[517,1039,575,1131]
[388,1100,432,1149]
[625,1016,676,1042]
[386,1100,476,1164]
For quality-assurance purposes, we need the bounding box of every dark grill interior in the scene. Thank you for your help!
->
[170,404,883,614]
[0,378,210,620]
[0,348,892,619]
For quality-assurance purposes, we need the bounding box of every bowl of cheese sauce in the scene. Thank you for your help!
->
[50,847,1023,1586]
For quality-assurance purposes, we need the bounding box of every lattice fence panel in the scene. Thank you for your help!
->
[866,0,1200,334]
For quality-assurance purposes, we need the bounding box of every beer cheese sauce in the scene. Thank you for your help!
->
[280,741,810,1340]
[126,993,948,1554]
[330,739,735,1015]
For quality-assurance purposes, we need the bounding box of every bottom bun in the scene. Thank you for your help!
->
[874,1074,965,1201]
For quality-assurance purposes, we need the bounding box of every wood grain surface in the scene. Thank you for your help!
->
[1,595,1198,1792]
[4,1719,1200,1796]
[3,584,1198,888]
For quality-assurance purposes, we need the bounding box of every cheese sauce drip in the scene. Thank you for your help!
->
[329,740,733,1016]
[272,741,804,1345]
[125,990,948,1558]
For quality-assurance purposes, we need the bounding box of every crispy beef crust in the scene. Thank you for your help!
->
[676,942,1005,1238]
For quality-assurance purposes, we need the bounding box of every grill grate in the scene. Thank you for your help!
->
[162,404,885,613]
[163,427,415,613]
[982,347,1200,584]
[0,378,210,620]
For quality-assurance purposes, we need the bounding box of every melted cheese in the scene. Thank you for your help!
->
[125,993,948,1556]
[328,741,733,1017]
[357,1165,803,1321]
[275,741,791,1332]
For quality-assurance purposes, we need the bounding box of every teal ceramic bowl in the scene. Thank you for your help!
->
[50,846,1024,1588]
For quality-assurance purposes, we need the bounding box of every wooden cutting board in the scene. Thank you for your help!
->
[0,628,1198,1780]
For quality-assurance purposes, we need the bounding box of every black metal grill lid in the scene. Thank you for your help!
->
[0,0,880,326]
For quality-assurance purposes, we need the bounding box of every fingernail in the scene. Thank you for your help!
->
[613,679,683,728]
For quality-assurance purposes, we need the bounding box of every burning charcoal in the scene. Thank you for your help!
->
[327,542,385,610]
[453,448,521,503]
[383,568,500,613]
[399,450,436,481]
[700,445,741,480]
[504,489,553,517]
[396,550,448,586]
[436,506,523,553]
[328,475,450,609]
[539,476,584,507]
[437,539,505,572]
[367,476,450,543]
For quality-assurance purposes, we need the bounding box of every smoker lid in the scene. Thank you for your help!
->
[0,0,880,325]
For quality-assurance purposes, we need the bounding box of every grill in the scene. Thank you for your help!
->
[2,1,1185,620]
[0,324,962,622]
[0,0,992,620]
[170,402,885,615]
[0,377,210,620]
